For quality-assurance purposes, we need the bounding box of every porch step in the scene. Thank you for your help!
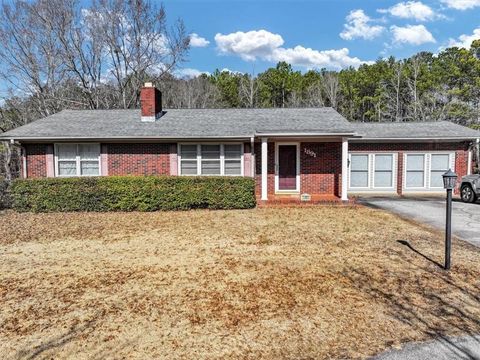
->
[256,195,357,207]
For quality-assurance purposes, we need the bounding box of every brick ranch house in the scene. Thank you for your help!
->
[1,83,479,203]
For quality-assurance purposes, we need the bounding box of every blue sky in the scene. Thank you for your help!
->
[162,0,480,76]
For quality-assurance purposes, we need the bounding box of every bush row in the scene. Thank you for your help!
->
[10,176,256,212]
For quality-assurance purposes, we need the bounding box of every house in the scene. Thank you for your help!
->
[1,83,479,203]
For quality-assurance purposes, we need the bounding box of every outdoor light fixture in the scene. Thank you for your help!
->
[442,169,457,270]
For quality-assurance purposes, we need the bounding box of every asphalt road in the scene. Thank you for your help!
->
[371,334,480,360]
[359,196,480,248]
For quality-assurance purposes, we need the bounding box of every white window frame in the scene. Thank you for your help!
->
[274,142,300,193]
[177,143,244,176]
[54,143,101,177]
[348,152,397,191]
[403,152,455,191]
[348,153,371,190]
[372,153,396,189]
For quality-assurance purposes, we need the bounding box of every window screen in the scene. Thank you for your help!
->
[406,154,425,187]
[201,145,221,175]
[224,144,242,175]
[374,154,393,187]
[350,154,369,187]
[180,145,198,175]
[430,154,450,188]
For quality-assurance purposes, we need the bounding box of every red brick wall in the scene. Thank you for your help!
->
[301,142,342,197]
[107,143,170,176]
[25,144,47,178]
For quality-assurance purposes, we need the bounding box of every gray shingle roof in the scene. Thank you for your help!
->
[1,108,479,141]
[351,121,480,140]
[0,108,356,140]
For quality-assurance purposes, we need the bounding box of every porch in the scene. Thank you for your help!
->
[254,137,350,204]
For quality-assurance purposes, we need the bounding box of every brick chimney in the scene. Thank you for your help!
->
[140,82,163,122]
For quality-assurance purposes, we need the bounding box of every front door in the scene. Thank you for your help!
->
[278,144,298,191]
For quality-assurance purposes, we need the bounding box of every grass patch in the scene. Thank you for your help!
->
[0,206,479,359]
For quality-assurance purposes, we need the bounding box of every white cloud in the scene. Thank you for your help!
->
[215,30,284,61]
[340,9,385,40]
[379,1,437,21]
[447,27,480,48]
[214,29,372,69]
[175,68,210,79]
[390,24,436,45]
[441,0,480,10]
[189,33,210,47]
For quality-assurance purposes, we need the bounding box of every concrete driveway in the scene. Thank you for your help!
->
[359,196,480,248]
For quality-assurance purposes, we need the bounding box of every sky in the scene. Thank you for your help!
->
[162,0,480,77]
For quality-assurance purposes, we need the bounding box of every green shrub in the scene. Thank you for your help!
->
[10,176,256,212]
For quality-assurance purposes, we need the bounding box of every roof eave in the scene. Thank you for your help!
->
[350,136,479,142]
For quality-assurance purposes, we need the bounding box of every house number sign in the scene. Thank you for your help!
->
[304,148,317,158]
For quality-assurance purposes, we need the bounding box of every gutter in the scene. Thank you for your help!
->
[349,136,480,142]
[1,132,362,142]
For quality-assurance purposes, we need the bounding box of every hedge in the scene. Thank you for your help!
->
[10,176,257,212]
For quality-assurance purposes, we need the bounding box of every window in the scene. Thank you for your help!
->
[350,154,369,188]
[405,154,425,188]
[430,154,450,188]
[224,144,242,175]
[179,145,198,175]
[201,145,221,175]
[349,153,396,190]
[374,154,394,188]
[55,144,100,177]
[179,144,243,176]
[404,153,454,190]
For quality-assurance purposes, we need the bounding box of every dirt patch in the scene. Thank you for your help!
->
[1,207,479,359]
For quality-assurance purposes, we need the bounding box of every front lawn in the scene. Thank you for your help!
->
[1,207,479,359]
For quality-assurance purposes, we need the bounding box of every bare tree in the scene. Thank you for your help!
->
[0,0,190,114]
[239,73,258,108]
[406,56,421,121]
[322,72,339,109]
[94,0,190,109]
[304,81,325,107]
[0,0,66,117]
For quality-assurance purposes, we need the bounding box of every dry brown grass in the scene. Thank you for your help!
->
[0,206,479,359]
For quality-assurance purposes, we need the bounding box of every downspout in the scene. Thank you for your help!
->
[22,144,27,179]
[467,142,473,175]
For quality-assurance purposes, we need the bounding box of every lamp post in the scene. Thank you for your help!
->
[442,169,457,270]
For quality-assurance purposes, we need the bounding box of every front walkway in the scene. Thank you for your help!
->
[359,196,480,248]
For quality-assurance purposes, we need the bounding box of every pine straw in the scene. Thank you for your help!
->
[0,206,479,359]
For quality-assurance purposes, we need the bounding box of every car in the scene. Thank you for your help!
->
[460,174,480,203]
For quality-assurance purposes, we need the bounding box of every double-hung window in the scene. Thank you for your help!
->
[55,143,100,177]
[350,154,369,188]
[224,144,242,175]
[349,153,396,190]
[374,154,394,188]
[404,152,454,190]
[405,154,425,188]
[179,144,243,176]
[430,154,450,188]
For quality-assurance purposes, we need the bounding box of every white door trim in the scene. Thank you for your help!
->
[275,142,300,193]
